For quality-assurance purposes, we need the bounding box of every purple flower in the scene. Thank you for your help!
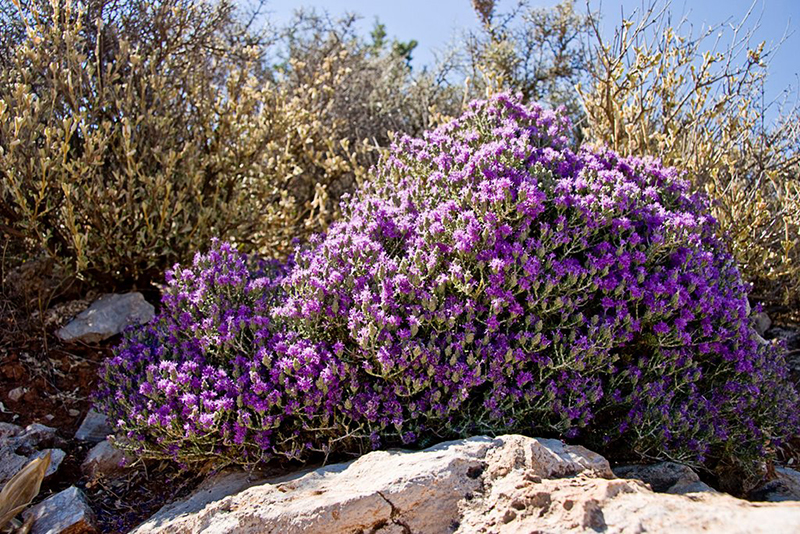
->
[95,94,799,474]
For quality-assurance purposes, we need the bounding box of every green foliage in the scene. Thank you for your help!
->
[370,19,418,65]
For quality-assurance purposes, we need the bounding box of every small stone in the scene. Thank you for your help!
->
[75,409,112,442]
[502,509,517,523]
[82,440,128,479]
[36,449,66,478]
[8,423,60,456]
[22,486,97,534]
[19,423,59,450]
[613,462,701,493]
[751,467,800,502]
[68,409,81,417]
[8,386,26,402]
[752,312,772,337]
[56,292,154,343]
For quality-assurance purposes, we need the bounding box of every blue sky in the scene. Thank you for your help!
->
[264,0,798,109]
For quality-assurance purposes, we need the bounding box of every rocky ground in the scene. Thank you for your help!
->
[131,435,800,534]
[0,289,204,533]
[3,290,800,533]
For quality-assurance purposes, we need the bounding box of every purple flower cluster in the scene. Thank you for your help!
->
[95,242,350,463]
[96,94,798,470]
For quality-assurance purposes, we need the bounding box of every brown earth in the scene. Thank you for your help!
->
[0,272,203,533]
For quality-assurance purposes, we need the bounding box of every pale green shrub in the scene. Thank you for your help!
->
[0,0,281,286]
[577,2,800,312]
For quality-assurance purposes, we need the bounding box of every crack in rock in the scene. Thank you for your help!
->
[375,491,412,534]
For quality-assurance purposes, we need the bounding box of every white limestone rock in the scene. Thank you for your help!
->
[132,435,800,534]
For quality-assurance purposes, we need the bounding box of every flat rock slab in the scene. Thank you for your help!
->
[74,410,112,443]
[132,435,800,534]
[132,436,608,534]
[458,471,800,533]
[56,292,154,343]
[22,486,97,534]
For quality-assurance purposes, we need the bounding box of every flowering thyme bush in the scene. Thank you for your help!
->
[97,95,798,475]
[95,242,350,464]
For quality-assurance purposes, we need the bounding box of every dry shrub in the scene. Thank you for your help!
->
[577,1,800,312]
[0,1,459,290]
[461,0,592,120]
[271,11,463,221]
[461,0,800,313]
[0,0,281,287]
